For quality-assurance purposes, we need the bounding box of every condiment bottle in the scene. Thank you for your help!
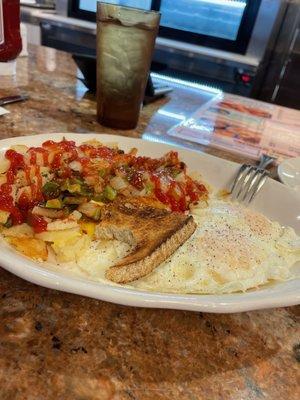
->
[0,0,22,75]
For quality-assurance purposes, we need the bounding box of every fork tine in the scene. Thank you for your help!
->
[241,168,262,202]
[230,164,249,198]
[235,166,255,201]
[246,171,268,204]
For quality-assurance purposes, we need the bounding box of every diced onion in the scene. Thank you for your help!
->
[16,186,32,203]
[78,202,101,219]
[32,206,66,219]
[110,176,128,190]
[137,188,146,197]
[69,160,83,172]
[10,145,28,154]
[71,210,82,220]
[175,172,185,182]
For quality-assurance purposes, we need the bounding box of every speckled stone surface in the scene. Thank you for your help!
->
[0,45,299,400]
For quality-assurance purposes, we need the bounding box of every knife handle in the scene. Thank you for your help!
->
[0,95,29,107]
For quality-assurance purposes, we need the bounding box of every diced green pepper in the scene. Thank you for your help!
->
[98,168,107,178]
[61,179,87,195]
[63,196,87,205]
[45,198,63,209]
[42,181,61,199]
[79,185,93,197]
[3,216,13,228]
[92,208,102,221]
[68,183,81,194]
[92,194,106,203]
[103,185,117,201]
[72,177,84,185]
[171,168,181,178]
[145,182,154,194]
[90,199,105,206]
[0,210,10,225]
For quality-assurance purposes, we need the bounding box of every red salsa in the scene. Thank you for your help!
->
[0,139,208,231]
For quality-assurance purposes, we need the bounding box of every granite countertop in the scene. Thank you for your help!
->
[0,45,299,400]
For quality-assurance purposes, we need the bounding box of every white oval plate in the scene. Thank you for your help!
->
[0,133,299,313]
[278,156,300,193]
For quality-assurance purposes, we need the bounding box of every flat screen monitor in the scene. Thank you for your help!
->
[69,0,262,54]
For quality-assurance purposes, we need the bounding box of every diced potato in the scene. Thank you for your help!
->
[10,145,28,154]
[8,237,48,261]
[0,158,10,174]
[0,174,7,185]
[82,139,103,147]
[36,227,81,244]
[46,219,78,231]
[52,235,91,263]
[104,142,118,149]
[2,223,34,238]
[80,221,96,238]
[0,210,10,224]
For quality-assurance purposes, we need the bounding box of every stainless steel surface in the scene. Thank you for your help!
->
[53,0,284,65]
[246,0,286,63]
[257,0,300,109]
[0,95,29,107]
[31,12,96,34]
[22,0,289,98]
[36,0,55,6]
[230,154,275,204]
[257,154,277,169]
[55,0,68,16]
[21,0,55,9]
[156,0,285,68]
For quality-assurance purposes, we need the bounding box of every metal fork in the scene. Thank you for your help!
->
[230,154,276,204]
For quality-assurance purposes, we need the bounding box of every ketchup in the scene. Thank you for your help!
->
[0,0,22,62]
[0,183,23,224]
[27,213,47,233]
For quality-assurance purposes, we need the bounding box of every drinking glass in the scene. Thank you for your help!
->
[96,2,160,129]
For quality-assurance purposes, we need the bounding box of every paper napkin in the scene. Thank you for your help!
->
[0,106,9,116]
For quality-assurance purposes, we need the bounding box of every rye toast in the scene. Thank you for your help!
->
[95,198,196,283]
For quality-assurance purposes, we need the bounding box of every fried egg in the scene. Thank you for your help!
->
[131,199,300,294]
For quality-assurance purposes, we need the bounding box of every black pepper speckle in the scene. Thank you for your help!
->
[35,321,43,331]
[293,343,300,363]
[52,336,61,350]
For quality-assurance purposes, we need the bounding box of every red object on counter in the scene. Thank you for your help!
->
[0,0,22,62]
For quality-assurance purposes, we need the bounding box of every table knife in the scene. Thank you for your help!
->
[0,94,29,107]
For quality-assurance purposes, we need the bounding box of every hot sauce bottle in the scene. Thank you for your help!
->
[0,0,22,65]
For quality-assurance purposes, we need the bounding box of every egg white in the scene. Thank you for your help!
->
[54,199,300,294]
[131,199,300,294]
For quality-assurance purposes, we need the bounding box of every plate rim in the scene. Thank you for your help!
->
[0,132,299,313]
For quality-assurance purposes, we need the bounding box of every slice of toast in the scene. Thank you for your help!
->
[95,198,196,283]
